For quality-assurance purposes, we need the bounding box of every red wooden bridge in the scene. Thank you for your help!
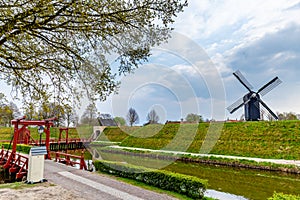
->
[0,116,90,180]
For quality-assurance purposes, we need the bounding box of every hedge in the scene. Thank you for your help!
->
[94,160,208,199]
[268,192,300,200]
[0,143,31,154]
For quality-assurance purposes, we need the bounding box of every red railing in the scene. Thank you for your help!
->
[0,147,28,179]
[54,151,87,170]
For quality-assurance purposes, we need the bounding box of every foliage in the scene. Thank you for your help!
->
[277,112,298,120]
[64,104,78,127]
[114,177,197,200]
[127,107,139,126]
[94,160,208,199]
[268,192,300,200]
[80,103,98,126]
[0,0,188,105]
[114,117,126,126]
[0,93,21,126]
[185,113,203,123]
[146,109,160,124]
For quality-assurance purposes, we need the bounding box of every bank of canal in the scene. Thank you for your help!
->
[97,150,300,200]
[164,161,300,200]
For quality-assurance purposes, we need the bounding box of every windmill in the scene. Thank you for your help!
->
[227,70,282,121]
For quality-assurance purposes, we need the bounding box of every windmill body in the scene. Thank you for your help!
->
[243,92,260,121]
[227,70,282,121]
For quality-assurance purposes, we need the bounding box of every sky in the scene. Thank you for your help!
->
[97,0,300,124]
[2,0,300,124]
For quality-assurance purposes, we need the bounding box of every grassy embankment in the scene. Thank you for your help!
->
[97,121,300,160]
[0,126,92,141]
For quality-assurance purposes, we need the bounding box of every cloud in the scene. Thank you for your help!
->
[227,24,300,78]
[97,0,300,121]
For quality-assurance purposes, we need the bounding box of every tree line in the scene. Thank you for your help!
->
[1,91,298,128]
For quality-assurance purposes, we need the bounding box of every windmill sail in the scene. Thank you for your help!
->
[227,70,281,121]
[227,97,245,114]
[257,77,282,96]
[233,70,253,92]
[258,99,278,120]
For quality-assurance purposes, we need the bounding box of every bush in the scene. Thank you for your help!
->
[268,192,300,200]
[94,160,207,199]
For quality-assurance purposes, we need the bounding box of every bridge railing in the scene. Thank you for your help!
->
[0,147,28,179]
[54,151,87,170]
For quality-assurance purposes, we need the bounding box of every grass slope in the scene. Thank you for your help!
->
[101,121,300,160]
[0,126,88,142]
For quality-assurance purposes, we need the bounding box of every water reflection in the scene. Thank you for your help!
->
[205,189,248,200]
[94,149,300,200]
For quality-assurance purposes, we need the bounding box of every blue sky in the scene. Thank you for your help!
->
[98,0,300,123]
[2,0,300,124]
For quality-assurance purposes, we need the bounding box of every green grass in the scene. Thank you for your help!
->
[97,127,130,142]
[0,126,89,142]
[0,127,14,140]
[2,120,300,160]
[0,182,36,190]
[104,121,300,160]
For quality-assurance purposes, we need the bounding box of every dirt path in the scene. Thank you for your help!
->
[0,182,85,200]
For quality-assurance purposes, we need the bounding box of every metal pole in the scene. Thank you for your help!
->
[40,134,42,146]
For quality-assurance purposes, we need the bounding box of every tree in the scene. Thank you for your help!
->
[64,104,77,127]
[146,109,159,124]
[0,1,188,105]
[277,112,298,120]
[23,102,38,120]
[80,103,98,126]
[0,93,21,126]
[127,108,139,126]
[114,117,126,126]
[38,101,65,126]
[185,113,203,123]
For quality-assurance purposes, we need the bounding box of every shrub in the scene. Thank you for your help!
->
[268,192,300,200]
[94,160,208,199]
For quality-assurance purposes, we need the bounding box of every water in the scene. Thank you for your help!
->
[97,150,300,200]
[205,189,248,200]
[2,148,299,200]
[165,161,300,200]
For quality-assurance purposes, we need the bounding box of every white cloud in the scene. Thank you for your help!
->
[97,0,300,120]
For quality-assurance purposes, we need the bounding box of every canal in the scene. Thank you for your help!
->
[97,150,300,200]
[1,148,299,200]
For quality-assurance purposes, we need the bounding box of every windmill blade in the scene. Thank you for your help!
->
[257,77,282,96]
[233,70,253,92]
[258,99,278,120]
[260,105,277,121]
[227,97,245,114]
